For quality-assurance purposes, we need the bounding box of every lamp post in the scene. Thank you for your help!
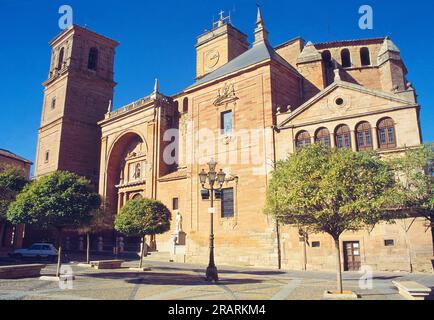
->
[199,158,226,282]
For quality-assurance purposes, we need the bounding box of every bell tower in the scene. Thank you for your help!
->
[34,25,119,185]
[196,11,249,79]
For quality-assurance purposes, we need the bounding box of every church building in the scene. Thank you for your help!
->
[33,8,432,272]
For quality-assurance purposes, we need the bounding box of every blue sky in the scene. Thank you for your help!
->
[0,0,433,170]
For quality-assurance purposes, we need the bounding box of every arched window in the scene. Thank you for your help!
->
[51,97,56,110]
[296,131,311,148]
[132,193,143,200]
[88,47,98,71]
[315,128,331,149]
[57,47,65,70]
[335,125,352,149]
[183,97,188,113]
[355,122,373,151]
[360,47,371,66]
[322,50,333,67]
[377,118,396,149]
[341,49,351,68]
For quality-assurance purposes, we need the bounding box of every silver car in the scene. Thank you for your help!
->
[10,243,58,262]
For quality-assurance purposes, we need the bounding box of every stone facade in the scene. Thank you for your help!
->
[34,10,432,272]
[0,149,32,249]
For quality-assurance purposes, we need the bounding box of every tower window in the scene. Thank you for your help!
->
[335,125,352,149]
[221,110,233,135]
[341,49,351,68]
[88,47,98,71]
[51,97,56,110]
[322,50,333,67]
[377,118,396,149]
[57,47,65,70]
[183,97,189,113]
[360,47,371,66]
[296,131,311,148]
[221,188,234,218]
[44,151,50,163]
[356,122,373,151]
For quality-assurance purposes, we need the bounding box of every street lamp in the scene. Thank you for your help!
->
[199,158,226,282]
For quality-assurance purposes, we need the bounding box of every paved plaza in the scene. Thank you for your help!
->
[0,256,433,300]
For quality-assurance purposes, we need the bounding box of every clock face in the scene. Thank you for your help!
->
[205,49,220,69]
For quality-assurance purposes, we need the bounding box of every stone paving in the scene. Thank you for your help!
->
[0,258,433,300]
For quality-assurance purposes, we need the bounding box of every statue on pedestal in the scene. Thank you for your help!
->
[175,211,183,233]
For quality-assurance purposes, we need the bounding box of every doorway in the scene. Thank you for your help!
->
[343,241,361,271]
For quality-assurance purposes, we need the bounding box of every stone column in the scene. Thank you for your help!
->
[117,192,124,212]
[330,133,336,148]
[372,127,379,150]
[350,131,357,152]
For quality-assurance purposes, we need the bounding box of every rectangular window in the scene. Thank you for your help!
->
[365,131,372,146]
[388,128,395,144]
[44,151,50,163]
[172,198,179,210]
[337,136,343,148]
[51,97,56,110]
[312,241,321,248]
[221,110,233,135]
[384,239,395,247]
[344,133,351,148]
[357,132,364,147]
[379,129,387,145]
[221,188,234,218]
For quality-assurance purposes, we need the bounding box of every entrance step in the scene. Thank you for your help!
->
[144,251,172,262]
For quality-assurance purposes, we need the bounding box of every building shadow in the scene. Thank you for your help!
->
[139,264,287,277]
[80,271,264,286]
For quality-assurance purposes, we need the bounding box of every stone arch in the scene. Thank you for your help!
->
[105,131,148,214]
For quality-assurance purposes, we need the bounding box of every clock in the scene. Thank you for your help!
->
[205,49,220,69]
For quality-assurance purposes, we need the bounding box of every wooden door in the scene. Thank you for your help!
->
[343,241,361,271]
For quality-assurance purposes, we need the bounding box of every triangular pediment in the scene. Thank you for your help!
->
[278,81,416,128]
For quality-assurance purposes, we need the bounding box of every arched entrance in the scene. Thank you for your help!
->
[105,132,148,252]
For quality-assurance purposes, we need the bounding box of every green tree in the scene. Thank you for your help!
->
[115,198,171,269]
[77,207,112,264]
[7,171,100,277]
[390,143,434,254]
[265,144,396,294]
[0,165,28,246]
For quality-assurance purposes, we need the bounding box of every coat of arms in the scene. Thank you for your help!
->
[213,83,238,106]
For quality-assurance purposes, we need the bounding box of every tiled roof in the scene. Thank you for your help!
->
[314,37,385,49]
[0,149,32,164]
[189,41,299,88]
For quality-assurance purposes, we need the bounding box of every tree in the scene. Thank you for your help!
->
[115,198,171,269]
[7,171,100,277]
[77,207,112,264]
[0,165,28,246]
[265,144,396,294]
[390,143,434,254]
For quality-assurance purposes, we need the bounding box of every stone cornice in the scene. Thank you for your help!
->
[278,104,419,131]
[99,94,172,127]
